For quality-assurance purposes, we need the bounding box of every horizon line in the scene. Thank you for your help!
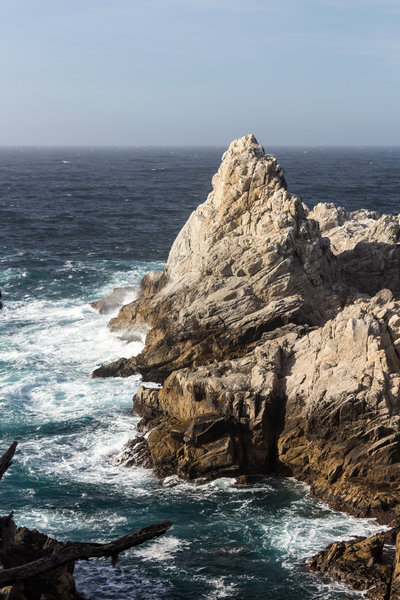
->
[1,143,400,149]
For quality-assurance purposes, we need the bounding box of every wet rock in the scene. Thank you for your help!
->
[234,474,266,486]
[308,533,393,600]
[110,436,153,470]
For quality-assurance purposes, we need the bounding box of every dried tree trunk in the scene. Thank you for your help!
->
[1,443,19,557]
[0,442,17,481]
[0,521,172,587]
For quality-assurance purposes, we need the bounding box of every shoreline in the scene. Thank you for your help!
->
[3,140,400,598]
[91,135,400,596]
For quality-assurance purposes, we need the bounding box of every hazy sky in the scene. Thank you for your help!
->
[1,0,399,145]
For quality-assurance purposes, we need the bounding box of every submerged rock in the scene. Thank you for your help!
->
[94,135,400,524]
[90,286,137,316]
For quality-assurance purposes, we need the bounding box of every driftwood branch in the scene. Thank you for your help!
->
[0,520,172,587]
[0,442,18,481]
[0,442,172,590]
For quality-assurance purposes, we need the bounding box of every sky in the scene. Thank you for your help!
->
[0,0,399,146]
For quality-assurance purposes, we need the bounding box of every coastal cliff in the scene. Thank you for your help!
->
[93,135,400,525]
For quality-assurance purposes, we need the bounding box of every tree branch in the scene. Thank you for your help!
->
[0,520,172,587]
[0,442,18,481]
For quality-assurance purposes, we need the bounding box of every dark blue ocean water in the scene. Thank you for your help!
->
[1,146,399,599]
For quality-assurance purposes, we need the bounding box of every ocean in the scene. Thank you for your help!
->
[1,145,400,599]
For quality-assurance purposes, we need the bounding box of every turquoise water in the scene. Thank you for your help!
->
[2,147,398,599]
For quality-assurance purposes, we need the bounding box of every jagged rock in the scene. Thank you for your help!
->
[278,290,400,520]
[391,531,400,599]
[139,271,165,298]
[309,203,400,297]
[110,436,153,470]
[134,387,163,433]
[95,135,400,522]
[127,338,283,479]
[96,134,343,381]
[309,203,400,252]
[308,533,393,600]
[92,357,137,379]
[147,418,187,479]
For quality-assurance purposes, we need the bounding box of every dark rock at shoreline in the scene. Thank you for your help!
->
[0,527,79,600]
[110,436,153,470]
[308,529,400,600]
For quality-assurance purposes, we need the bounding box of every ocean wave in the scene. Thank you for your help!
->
[0,260,383,600]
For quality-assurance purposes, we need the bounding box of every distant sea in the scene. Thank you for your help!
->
[1,146,399,599]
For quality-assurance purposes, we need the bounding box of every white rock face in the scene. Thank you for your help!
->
[164,134,339,305]
[166,135,285,280]
[104,134,344,380]
[309,203,400,253]
[309,203,400,297]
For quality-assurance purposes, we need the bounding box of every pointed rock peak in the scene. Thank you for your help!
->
[223,134,265,160]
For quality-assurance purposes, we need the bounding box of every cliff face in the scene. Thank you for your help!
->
[93,135,400,523]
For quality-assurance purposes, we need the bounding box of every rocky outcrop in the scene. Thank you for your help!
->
[93,134,344,382]
[308,530,397,600]
[126,325,302,480]
[309,203,400,297]
[0,527,78,600]
[93,135,400,525]
[308,203,400,253]
[90,286,137,315]
[279,289,400,520]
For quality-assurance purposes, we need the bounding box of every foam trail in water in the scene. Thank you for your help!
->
[0,261,385,600]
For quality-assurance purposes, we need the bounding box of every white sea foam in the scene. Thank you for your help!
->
[132,535,186,562]
[261,479,384,566]
[1,262,386,600]
[204,578,238,599]
[1,267,154,498]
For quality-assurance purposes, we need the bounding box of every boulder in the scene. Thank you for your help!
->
[90,286,137,315]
